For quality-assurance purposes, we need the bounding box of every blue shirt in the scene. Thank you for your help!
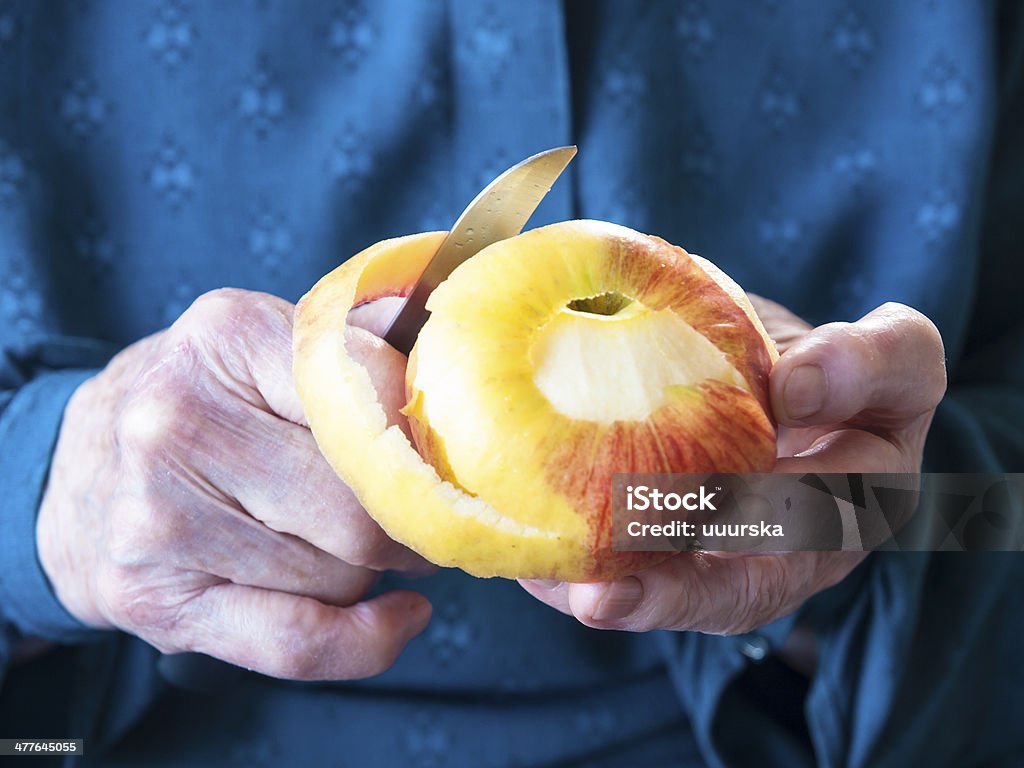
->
[1,1,1023,766]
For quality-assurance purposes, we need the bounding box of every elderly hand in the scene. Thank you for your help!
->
[521,299,946,636]
[37,290,431,680]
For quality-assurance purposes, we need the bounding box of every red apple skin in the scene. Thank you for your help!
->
[605,232,775,414]
[539,380,776,568]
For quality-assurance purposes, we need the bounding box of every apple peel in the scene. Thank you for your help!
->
[294,232,589,580]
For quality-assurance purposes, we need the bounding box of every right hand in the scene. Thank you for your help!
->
[37,289,432,680]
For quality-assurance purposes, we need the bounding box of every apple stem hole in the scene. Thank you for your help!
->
[567,292,632,316]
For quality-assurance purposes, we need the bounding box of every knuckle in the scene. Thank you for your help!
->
[115,350,205,463]
[878,300,935,333]
[170,289,256,358]
[876,300,911,317]
[875,303,948,403]
[660,587,694,633]
[729,560,787,635]
[177,288,249,333]
[116,392,181,459]
[166,288,290,388]
[875,302,943,350]
[173,288,283,343]
[758,561,789,614]
[652,564,706,632]
[888,302,940,339]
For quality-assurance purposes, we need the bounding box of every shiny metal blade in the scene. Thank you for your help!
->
[382,145,577,355]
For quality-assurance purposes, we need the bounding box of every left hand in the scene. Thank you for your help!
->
[520,299,946,636]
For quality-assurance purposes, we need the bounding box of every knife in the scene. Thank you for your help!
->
[383,145,577,355]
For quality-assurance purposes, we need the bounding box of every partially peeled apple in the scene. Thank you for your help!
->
[293,220,778,581]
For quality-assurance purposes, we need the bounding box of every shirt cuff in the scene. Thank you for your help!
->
[0,369,103,643]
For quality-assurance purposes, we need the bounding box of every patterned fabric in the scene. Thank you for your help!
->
[1,1,1023,766]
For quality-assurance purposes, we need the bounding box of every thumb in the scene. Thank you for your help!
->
[771,302,946,427]
[177,584,432,680]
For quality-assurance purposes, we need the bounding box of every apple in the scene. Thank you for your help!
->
[293,220,778,581]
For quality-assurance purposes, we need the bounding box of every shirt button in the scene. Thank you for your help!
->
[740,635,769,662]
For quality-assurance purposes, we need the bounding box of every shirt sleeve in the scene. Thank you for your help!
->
[0,336,116,655]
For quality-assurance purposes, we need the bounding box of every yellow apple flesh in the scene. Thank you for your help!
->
[293,220,778,581]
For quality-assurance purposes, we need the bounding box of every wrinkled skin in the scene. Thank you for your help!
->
[519,297,947,653]
[38,289,432,681]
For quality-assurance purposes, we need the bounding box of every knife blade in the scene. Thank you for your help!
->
[382,145,577,355]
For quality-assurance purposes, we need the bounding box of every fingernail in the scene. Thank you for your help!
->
[591,577,644,621]
[784,364,826,419]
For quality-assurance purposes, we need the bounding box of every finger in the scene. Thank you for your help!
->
[218,414,433,573]
[550,552,859,634]
[178,585,432,681]
[182,496,379,606]
[771,302,946,427]
[164,379,429,575]
[347,296,405,338]
[171,290,409,431]
[711,428,909,556]
[523,556,769,633]
[774,427,917,474]
[168,292,429,573]
[775,424,836,458]
[775,430,924,544]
